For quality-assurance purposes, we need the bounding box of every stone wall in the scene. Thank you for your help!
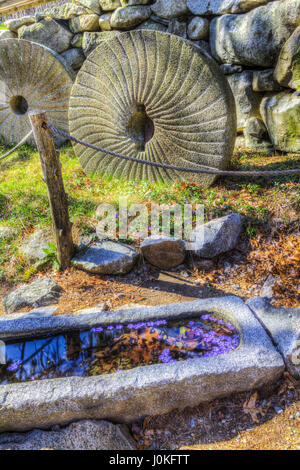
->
[1,0,300,154]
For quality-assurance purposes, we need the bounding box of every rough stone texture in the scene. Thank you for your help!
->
[71,33,84,48]
[252,69,281,92]
[227,71,263,130]
[82,30,121,55]
[247,297,300,379]
[0,30,17,39]
[210,0,300,67]
[99,13,112,30]
[20,229,52,264]
[76,0,102,15]
[192,39,211,55]
[135,19,167,32]
[4,16,36,32]
[0,297,284,432]
[187,17,209,40]
[0,39,74,146]
[244,117,274,155]
[190,213,244,258]
[0,226,17,240]
[260,274,280,299]
[151,0,189,19]
[61,48,86,70]
[141,237,186,268]
[110,6,151,29]
[2,278,63,314]
[121,0,152,5]
[260,91,300,153]
[188,0,271,15]
[0,420,136,450]
[100,0,121,11]
[274,26,300,90]
[167,19,187,39]
[220,64,243,75]
[69,30,236,187]
[18,19,73,53]
[70,14,100,33]
[72,240,139,274]
[46,3,90,20]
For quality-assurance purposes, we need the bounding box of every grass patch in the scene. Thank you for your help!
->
[0,141,299,282]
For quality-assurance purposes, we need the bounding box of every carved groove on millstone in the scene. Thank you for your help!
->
[0,39,74,145]
[69,31,236,186]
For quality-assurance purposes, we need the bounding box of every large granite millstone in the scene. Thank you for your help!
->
[0,39,75,145]
[69,30,236,187]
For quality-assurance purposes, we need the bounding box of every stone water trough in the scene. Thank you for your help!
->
[0,296,286,433]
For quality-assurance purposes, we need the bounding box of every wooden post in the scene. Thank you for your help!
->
[29,111,74,270]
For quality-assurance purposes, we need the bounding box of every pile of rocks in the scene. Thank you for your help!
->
[1,0,300,154]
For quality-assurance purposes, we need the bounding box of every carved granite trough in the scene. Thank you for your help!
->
[0,296,284,432]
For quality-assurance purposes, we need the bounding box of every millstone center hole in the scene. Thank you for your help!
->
[10,95,28,115]
[128,104,154,152]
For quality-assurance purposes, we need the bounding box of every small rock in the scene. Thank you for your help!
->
[71,33,84,48]
[244,117,274,155]
[167,19,187,38]
[100,0,121,11]
[190,213,244,259]
[73,240,139,274]
[4,16,36,32]
[220,64,243,75]
[252,69,281,92]
[260,274,280,299]
[141,237,186,269]
[77,0,102,15]
[3,278,63,314]
[99,13,112,30]
[187,16,209,40]
[110,6,151,29]
[0,226,17,240]
[0,420,136,450]
[70,14,100,33]
[18,19,73,54]
[46,3,90,19]
[151,0,189,19]
[61,48,86,70]
[20,229,52,264]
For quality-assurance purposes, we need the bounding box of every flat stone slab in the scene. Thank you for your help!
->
[0,420,136,450]
[2,278,63,314]
[0,39,74,145]
[72,240,139,274]
[0,296,284,432]
[247,297,300,379]
[69,30,236,187]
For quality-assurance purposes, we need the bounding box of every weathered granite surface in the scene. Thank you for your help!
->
[274,26,300,90]
[2,278,63,314]
[69,30,236,187]
[20,229,52,264]
[0,297,284,432]
[72,240,140,274]
[0,39,74,145]
[247,297,300,379]
[0,420,136,450]
[141,237,186,268]
[187,0,271,15]
[18,19,73,53]
[151,0,189,19]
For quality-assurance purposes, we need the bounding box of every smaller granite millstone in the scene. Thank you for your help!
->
[2,278,63,314]
[190,213,244,258]
[73,241,140,274]
[141,237,186,268]
[0,420,136,450]
[247,297,300,379]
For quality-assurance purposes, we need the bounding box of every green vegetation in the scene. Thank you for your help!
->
[0,141,299,282]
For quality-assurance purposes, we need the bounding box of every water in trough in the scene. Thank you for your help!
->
[0,314,240,385]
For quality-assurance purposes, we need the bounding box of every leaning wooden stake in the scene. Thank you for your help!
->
[30,111,74,270]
